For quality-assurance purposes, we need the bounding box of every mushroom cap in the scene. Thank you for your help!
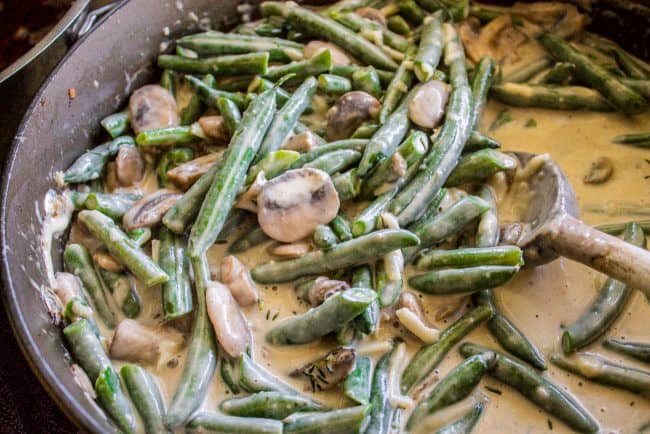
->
[408,80,450,129]
[206,281,252,358]
[326,91,381,141]
[257,168,340,243]
[122,189,181,231]
[129,84,180,134]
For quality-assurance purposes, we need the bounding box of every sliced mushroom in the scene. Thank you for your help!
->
[356,7,387,26]
[104,161,120,193]
[459,15,527,65]
[290,347,356,392]
[53,272,83,306]
[434,296,469,321]
[499,222,524,246]
[395,292,439,344]
[235,171,266,213]
[220,255,259,307]
[408,80,450,129]
[283,131,318,153]
[129,84,180,134]
[109,319,163,365]
[206,281,252,358]
[390,153,408,179]
[92,251,124,272]
[122,189,181,231]
[397,292,426,319]
[198,115,230,142]
[305,277,349,306]
[115,146,145,187]
[326,91,381,141]
[510,2,587,38]
[583,156,613,185]
[257,168,340,243]
[304,41,353,66]
[167,152,222,190]
[269,241,312,258]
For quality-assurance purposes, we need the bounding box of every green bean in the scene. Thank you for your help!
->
[490,83,614,111]
[318,74,352,94]
[101,110,130,138]
[159,228,192,320]
[503,57,552,83]
[180,74,215,125]
[64,244,116,328]
[63,136,134,184]
[177,31,303,62]
[407,352,496,429]
[470,56,496,131]
[331,64,395,87]
[99,269,141,319]
[186,412,283,434]
[351,266,379,335]
[351,66,382,98]
[239,353,302,395]
[612,132,650,148]
[460,342,599,433]
[463,131,501,152]
[414,13,443,82]
[188,86,276,257]
[432,402,485,434]
[365,344,396,434]
[603,339,650,363]
[330,11,412,54]
[166,255,217,428]
[264,49,332,85]
[379,59,414,124]
[252,229,419,283]
[249,76,292,108]
[538,33,646,114]
[83,192,140,221]
[580,33,650,79]
[552,352,650,396]
[120,364,170,434]
[403,195,489,262]
[288,139,368,170]
[416,246,523,270]
[257,77,317,160]
[445,149,518,187]
[157,147,194,186]
[343,355,372,405]
[220,392,325,420]
[333,169,362,201]
[95,367,135,434]
[388,15,411,35]
[229,226,271,254]
[135,126,201,147]
[410,265,520,295]
[562,222,645,354]
[621,78,650,99]
[160,69,176,94]
[397,0,426,25]
[417,0,469,21]
[63,318,111,382]
[330,215,353,241]
[158,52,269,76]
[351,123,380,139]
[78,211,168,287]
[220,356,241,394]
[304,149,362,175]
[266,287,376,344]
[247,150,300,183]
[62,297,99,334]
[401,305,493,394]
[313,225,338,250]
[217,96,242,135]
[595,219,650,235]
[185,74,247,109]
[352,191,395,237]
[283,405,370,434]
[529,62,575,85]
[390,24,472,225]
[267,2,398,70]
[216,75,254,92]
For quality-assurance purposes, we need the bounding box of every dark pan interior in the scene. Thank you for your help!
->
[0,0,648,432]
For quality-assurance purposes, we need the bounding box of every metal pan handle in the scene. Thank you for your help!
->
[65,1,120,45]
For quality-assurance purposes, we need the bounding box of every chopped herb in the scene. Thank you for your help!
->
[489,109,513,132]
[272,311,279,321]
[525,118,537,128]
[266,309,270,320]
[485,385,502,395]
[547,419,553,430]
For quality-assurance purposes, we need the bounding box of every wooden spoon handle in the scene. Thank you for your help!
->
[548,214,650,297]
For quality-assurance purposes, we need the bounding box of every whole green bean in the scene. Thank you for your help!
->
[331,64,395,87]
[330,11,412,53]
[318,74,352,94]
[409,265,520,295]
[185,74,247,109]
[101,110,130,138]
[401,305,493,394]
[165,255,218,428]
[529,62,575,85]
[186,412,283,434]
[159,228,193,320]
[351,266,379,335]
[220,391,326,419]
[83,192,140,220]
[177,31,303,61]
[352,191,395,237]
[470,56,497,130]
[217,96,242,135]
[407,352,496,429]
[95,367,135,434]
[490,83,614,111]
[365,344,396,434]
[351,66,382,98]
[252,229,419,283]
[397,0,426,25]
[313,225,338,250]
[288,139,368,170]
[121,364,170,434]
[537,33,646,114]
[63,318,111,383]
[562,222,645,354]
[330,215,353,241]
[64,244,116,328]
[135,126,201,147]
[266,288,377,345]
[78,211,168,287]
[416,246,523,270]
[63,136,134,184]
[612,132,650,148]
[379,59,414,124]
[351,122,380,139]
[263,49,332,84]
[158,52,269,76]
[552,352,650,396]
[414,13,443,82]
[283,405,370,434]
[463,131,501,152]
[621,78,650,99]
[503,57,552,83]
[220,356,241,394]
[188,86,276,257]
[433,402,485,434]
[387,15,411,35]
[603,339,650,363]
[343,355,372,405]
[460,342,598,433]
[304,149,362,175]
[445,149,517,187]
[229,226,271,254]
